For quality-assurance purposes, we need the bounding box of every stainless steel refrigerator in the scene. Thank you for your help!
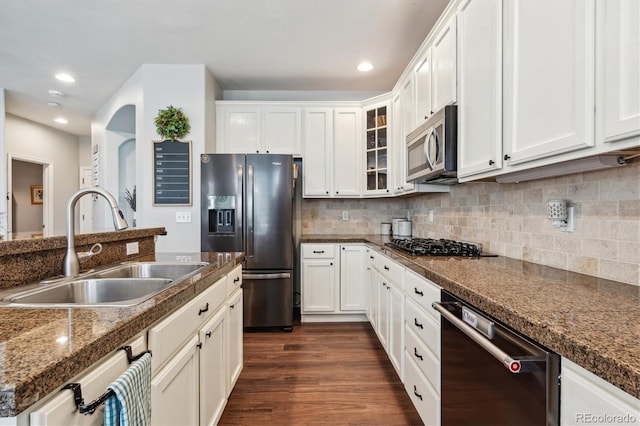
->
[200,153,294,330]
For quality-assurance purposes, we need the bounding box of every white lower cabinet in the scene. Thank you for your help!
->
[404,269,441,426]
[226,288,243,395]
[151,335,200,426]
[29,335,147,425]
[404,350,441,426]
[301,243,369,322]
[561,358,640,426]
[148,270,243,426]
[199,307,227,426]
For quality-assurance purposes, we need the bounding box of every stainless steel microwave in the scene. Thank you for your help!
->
[406,105,457,184]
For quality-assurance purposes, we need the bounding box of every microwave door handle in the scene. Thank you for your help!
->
[424,128,436,169]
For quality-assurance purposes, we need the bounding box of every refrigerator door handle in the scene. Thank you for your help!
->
[247,164,255,258]
[243,272,291,280]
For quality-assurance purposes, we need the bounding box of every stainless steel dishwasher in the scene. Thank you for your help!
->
[433,291,560,426]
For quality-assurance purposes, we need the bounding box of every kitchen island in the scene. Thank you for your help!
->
[301,234,640,400]
[0,248,244,419]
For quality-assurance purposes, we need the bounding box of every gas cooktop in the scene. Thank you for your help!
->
[385,238,483,257]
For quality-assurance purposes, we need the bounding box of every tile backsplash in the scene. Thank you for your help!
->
[301,160,640,286]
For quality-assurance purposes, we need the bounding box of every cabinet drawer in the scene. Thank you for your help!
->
[227,264,242,296]
[406,326,440,393]
[404,351,441,426]
[405,297,440,359]
[30,335,146,425]
[149,277,226,373]
[301,244,336,259]
[375,253,404,288]
[406,269,440,320]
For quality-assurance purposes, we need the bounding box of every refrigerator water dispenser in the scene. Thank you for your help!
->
[207,195,236,234]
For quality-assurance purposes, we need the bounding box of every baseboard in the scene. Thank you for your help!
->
[301,313,368,323]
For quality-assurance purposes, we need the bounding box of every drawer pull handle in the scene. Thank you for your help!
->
[206,331,212,338]
[413,385,423,401]
[313,250,325,254]
[414,288,424,297]
[384,265,390,271]
[414,318,424,329]
[198,303,209,316]
[414,347,423,360]
[233,277,240,283]
[370,256,374,259]
[197,342,203,349]
[230,304,236,309]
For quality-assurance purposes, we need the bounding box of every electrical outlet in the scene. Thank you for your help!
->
[342,211,349,221]
[126,242,139,256]
[428,210,434,223]
[176,211,192,223]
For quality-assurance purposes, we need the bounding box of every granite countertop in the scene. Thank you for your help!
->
[0,251,244,417]
[301,234,640,399]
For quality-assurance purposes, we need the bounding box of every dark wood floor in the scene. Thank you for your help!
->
[219,322,422,426]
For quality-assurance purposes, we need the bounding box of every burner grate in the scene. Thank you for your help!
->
[385,238,482,257]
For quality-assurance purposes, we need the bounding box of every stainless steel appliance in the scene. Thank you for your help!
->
[433,291,560,425]
[201,154,294,330]
[386,237,482,257]
[406,104,457,184]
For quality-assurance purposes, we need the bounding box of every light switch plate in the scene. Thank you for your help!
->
[176,211,192,223]
[342,211,349,221]
[126,242,139,255]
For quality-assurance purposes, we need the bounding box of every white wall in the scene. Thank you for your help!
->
[0,89,6,238]
[93,64,220,252]
[4,114,80,233]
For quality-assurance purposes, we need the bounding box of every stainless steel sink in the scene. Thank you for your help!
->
[93,261,209,280]
[0,261,211,308]
[5,278,173,306]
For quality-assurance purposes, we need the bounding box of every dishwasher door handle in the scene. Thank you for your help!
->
[432,302,545,374]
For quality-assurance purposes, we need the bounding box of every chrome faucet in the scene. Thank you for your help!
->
[62,187,128,277]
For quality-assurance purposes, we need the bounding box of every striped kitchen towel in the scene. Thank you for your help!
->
[104,352,152,426]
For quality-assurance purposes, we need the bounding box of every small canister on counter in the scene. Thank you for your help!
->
[397,220,412,237]
[391,217,405,236]
[380,222,392,236]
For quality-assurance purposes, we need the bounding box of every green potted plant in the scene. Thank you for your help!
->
[154,105,191,141]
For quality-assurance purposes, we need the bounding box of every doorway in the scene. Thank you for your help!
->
[7,154,53,237]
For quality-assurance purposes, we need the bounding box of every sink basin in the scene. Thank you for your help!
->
[5,278,173,306]
[93,262,209,280]
[0,261,211,308]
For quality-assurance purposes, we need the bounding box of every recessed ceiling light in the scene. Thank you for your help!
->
[357,62,374,72]
[55,73,75,83]
[54,117,68,124]
[47,102,62,108]
[48,90,66,98]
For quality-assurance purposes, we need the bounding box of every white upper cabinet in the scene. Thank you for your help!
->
[333,108,362,197]
[302,108,333,197]
[430,15,457,113]
[217,105,261,154]
[456,0,503,178]
[262,107,302,154]
[216,103,302,155]
[414,49,433,124]
[596,0,640,144]
[503,0,595,166]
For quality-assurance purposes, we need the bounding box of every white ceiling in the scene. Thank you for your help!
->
[0,0,450,136]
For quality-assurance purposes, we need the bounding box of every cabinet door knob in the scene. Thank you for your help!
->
[504,154,511,161]
[330,262,333,266]
[342,247,345,250]
[206,331,212,338]
[336,191,339,194]
[326,191,329,194]
[266,150,269,153]
[256,150,259,153]
[196,342,203,349]
[489,160,495,166]
[230,304,236,309]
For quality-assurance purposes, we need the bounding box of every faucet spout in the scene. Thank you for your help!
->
[63,187,129,277]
